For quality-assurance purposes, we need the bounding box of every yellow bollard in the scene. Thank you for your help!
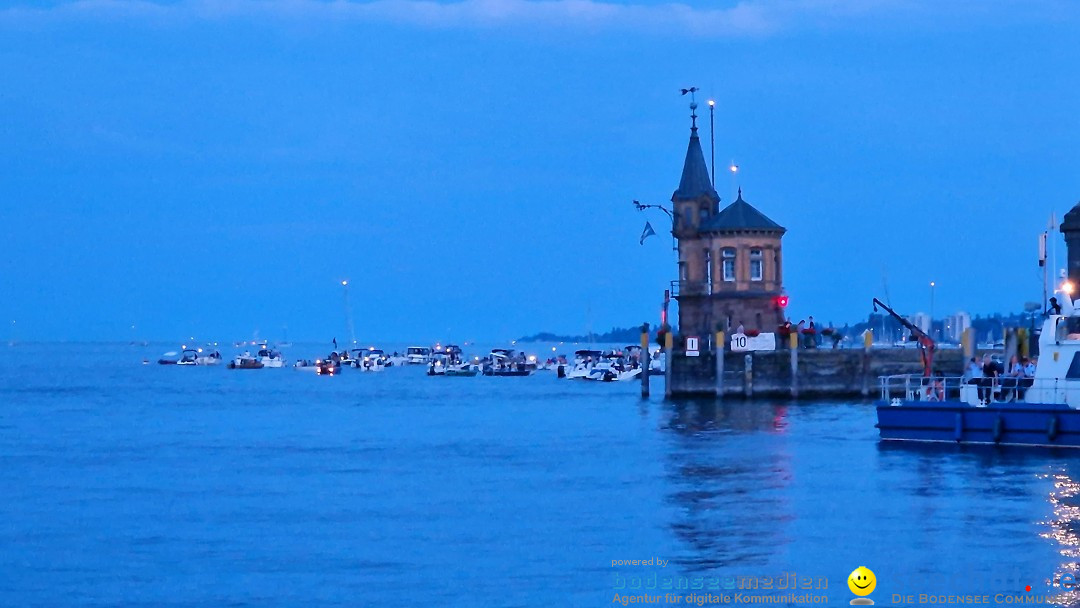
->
[1018,328,1029,358]
[789,331,799,350]
[864,329,873,349]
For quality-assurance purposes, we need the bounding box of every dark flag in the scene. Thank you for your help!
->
[640,221,657,245]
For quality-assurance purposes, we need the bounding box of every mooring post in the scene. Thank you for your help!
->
[641,322,651,398]
[715,329,725,398]
[789,331,799,398]
[744,353,753,398]
[664,327,674,399]
[961,327,974,360]
[861,329,873,397]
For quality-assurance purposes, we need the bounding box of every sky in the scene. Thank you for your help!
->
[1,0,1079,343]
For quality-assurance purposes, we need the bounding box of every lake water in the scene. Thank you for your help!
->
[2,343,1080,607]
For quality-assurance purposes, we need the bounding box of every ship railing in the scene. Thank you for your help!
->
[878,374,969,403]
[879,374,1039,404]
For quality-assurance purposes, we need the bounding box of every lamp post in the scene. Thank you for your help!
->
[929,281,936,340]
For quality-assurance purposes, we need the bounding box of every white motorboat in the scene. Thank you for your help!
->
[566,349,603,379]
[584,351,642,382]
[428,352,449,376]
[359,348,388,372]
[406,346,432,365]
[257,346,286,368]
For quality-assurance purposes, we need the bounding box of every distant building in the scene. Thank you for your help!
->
[671,108,786,337]
[944,311,971,343]
[908,312,931,335]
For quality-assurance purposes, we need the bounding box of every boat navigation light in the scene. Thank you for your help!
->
[1065,281,1076,295]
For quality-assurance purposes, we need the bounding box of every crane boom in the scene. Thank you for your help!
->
[873,298,936,376]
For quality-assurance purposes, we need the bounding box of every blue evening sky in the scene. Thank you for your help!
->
[1,0,1078,343]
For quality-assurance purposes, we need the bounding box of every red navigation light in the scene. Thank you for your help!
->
[776,295,789,308]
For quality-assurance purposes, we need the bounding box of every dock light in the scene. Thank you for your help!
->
[708,99,715,107]
[730,164,738,173]
[1065,281,1076,295]
[341,280,348,286]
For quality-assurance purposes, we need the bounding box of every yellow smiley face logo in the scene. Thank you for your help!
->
[847,566,876,596]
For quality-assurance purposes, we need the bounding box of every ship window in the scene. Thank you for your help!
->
[750,249,763,281]
[1068,353,1080,379]
[722,249,736,282]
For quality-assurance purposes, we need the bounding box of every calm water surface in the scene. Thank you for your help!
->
[2,343,1080,606]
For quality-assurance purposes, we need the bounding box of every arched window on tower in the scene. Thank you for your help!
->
[750,249,763,281]
[722,248,736,282]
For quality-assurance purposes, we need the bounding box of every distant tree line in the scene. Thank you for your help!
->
[519,309,1044,345]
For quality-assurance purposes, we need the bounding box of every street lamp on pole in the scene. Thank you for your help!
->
[930,281,936,340]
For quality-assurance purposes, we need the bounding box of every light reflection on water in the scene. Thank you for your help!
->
[1042,469,1080,606]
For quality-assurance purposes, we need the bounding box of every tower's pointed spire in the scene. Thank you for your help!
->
[672,105,718,203]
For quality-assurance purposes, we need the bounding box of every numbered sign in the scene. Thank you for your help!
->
[686,336,700,357]
[730,333,776,352]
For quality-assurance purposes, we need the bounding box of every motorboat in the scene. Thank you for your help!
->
[406,346,432,365]
[584,350,642,382]
[316,357,340,376]
[257,346,286,368]
[565,349,603,380]
[482,349,533,377]
[196,350,223,365]
[227,352,264,369]
[427,352,449,376]
[876,293,1080,448]
[358,348,388,371]
[428,345,467,376]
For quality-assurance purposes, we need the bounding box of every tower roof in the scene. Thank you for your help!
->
[701,189,785,232]
[671,125,719,203]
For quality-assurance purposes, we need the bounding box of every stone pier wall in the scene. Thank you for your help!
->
[668,347,991,398]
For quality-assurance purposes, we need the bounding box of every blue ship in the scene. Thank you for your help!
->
[876,299,1080,448]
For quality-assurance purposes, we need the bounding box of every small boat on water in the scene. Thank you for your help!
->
[227,352,264,369]
[482,349,533,377]
[565,350,603,379]
[358,348,388,371]
[257,346,286,368]
[406,346,432,365]
[877,293,1080,448]
[316,357,340,376]
[584,350,642,382]
[160,348,222,366]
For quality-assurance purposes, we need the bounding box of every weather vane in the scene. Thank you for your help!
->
[681,87,699,127]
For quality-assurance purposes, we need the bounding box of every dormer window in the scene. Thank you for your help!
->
[699,206,710,223]
[750,249,763,281]
[722,248,736,282]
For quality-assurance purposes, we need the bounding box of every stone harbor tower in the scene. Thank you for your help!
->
[1061,202,1080,287]
[671,109,787,338]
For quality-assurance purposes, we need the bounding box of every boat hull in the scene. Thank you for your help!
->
[877,401,1080,448]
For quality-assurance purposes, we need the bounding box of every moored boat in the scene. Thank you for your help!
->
[227,352,264,369]
[406,346,432,365]
[257,346,286,368]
